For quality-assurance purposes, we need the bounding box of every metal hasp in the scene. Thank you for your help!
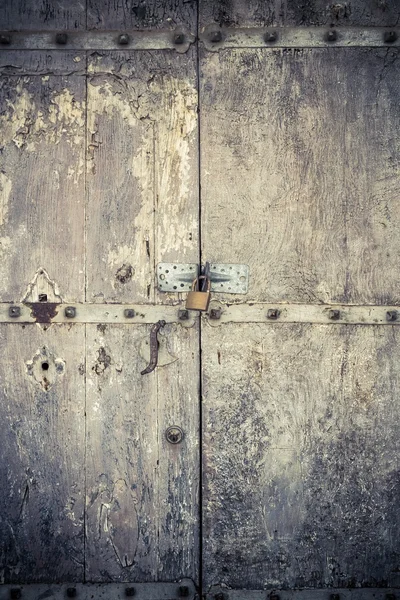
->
[0,581,196,600]
[140,320,166,375]
[157,263,249,294]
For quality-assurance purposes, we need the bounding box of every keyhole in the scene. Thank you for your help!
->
[41,362,49,371]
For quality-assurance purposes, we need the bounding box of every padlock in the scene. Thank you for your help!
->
[185,276,211,311]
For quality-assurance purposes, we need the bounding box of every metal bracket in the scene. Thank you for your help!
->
[157,263,249,294]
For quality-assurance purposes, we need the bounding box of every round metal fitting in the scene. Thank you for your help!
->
[55,33,68,45]
[384,31,398,44]
[166,426,184,445]
[66,589,76,598]
[209,308,221,320]
[118,33,130,45]
[64,306,76,319]
[265,31,278,43]
[209,30,223,43]
[9,306,21,318]
[328,309,340,320]
[326,29,338,42]
[10,590,21,600]
[124,308,135,319]
[178,309,190,321]
[0,34,11,45]
[386,310,398,322]
[178,586,190,598]
[125,588,135,597]
[174,33,185,45]
[267,308,280,320]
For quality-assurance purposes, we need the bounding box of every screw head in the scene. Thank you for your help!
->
[55,33,68,44]
[174,33,185,45]
[326,29,338,42]
[124,308,135,319]
[0,34,11,45]
[166,426,184,445]
[386,310,398,322]
[178,586,190,598]
[66,590,76,598]
[209,308,221,320]
[125,589,135,597]
[10,590,21,600]
[265,31,278,43]
[118,33,130,45]
[64,306,76,319]
[329,309,341,320]
[267,308,280,320]
[384,31,398,43]
[210,30,223,43]
[9,306,21,318]
[178,309,189,321]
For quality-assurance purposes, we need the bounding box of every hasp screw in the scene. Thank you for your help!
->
[329,309,341,320]
[209,308,221,320]
[9,306,21,318]
[64,306,76,318]
[267,308,280,320]
[118,33,130,45]
[386,310,398,322]
[178,309,189,321]
[55,33,68,44]
[166,426,184,445]
[124,308,135,319]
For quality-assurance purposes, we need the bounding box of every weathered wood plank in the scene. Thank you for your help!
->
[0,324,85,583]
[87,1,197,30]
[0,52,86,76]
[0,1,86,30]
[85,323,199,582]
[200,47,400,305]
[202,323,400,589]
[0,63,86,303]
[199,0,400,28]
[86,49,198,304]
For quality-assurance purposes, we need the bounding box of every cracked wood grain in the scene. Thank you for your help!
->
[87,0,197,30]
[0,0,86,30]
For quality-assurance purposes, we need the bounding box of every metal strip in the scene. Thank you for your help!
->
[207,588,399,600]
[199,26,400,51]
[0,581,196,600]
[205,302,400,326]
[0,303,196,325]
[0,29,195,53]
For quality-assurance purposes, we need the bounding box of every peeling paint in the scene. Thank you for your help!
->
[0,172,12,228]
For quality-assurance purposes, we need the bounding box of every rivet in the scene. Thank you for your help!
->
[209,30,223,43]
[39,294,47,302]
[9,306,21,318]
[270,595,280,600]
[265,31,278,43]
[125,588,135,597]
[384,31,398,43]
[386,310,398,322]
[330,595,340,600]
[55,33,68,45]
[124,308,135,319]
[66,589,76,598]
[386,595,396,600]
[64,306,76,319]
[328,309,341,320]
[0,34,11,45]
[178,586,190,597]
[267,308,280,320]
[209,308,221,320]
[215,594,225,600]
[166,426,184,445]
[10,590,21,600]
[326,29,338,42]
[178,309,189,321]
[118,33,130,45]
[174,33,185,45]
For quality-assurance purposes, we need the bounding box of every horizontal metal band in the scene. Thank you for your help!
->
[0,303,195,326]
[0,581,196,600]
[0,29,195,53]
[199,25,400,50]
[205,302,400,326]
[208,588,399,600]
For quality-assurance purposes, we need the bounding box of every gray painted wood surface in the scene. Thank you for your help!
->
[200,46,400,305]
[202,323,400,589]
[0,1,86,30]
[199,0,400,27]
[87,1,197,30]
[0,324,85,583]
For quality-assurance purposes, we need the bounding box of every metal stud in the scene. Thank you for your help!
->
[9,306,21,318]
[178,309,189,321]
[125,589,135,597]
[267,308,280,320]
[173,33,185,45]
[66,590,76,598]
[166,426,184,445]
[209,30,223,43]
[0,34,11,45]
[178,587,190,598]
[326,29,338,42]
[328,309,341,320]
[55,33,68,45]
[330,595,340,600]
[64,306,76,319]
[386,595,396,600]
[209,308,221,320]
[386,310,398,322]
[265,31,278,43]
[214,594,225,600]
[10,590,21,600]
[124,308,135,319]
[270,595,280,600]
[384,31,398,43]
[118,33,130,45]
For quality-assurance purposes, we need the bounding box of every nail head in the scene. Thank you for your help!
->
[64,306,76,319]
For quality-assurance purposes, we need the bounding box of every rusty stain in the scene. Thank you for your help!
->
[92,347,111,375]
[115,263,134,284]
[27,302,59,323]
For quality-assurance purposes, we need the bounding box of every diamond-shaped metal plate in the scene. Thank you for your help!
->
[157,263,249,294]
